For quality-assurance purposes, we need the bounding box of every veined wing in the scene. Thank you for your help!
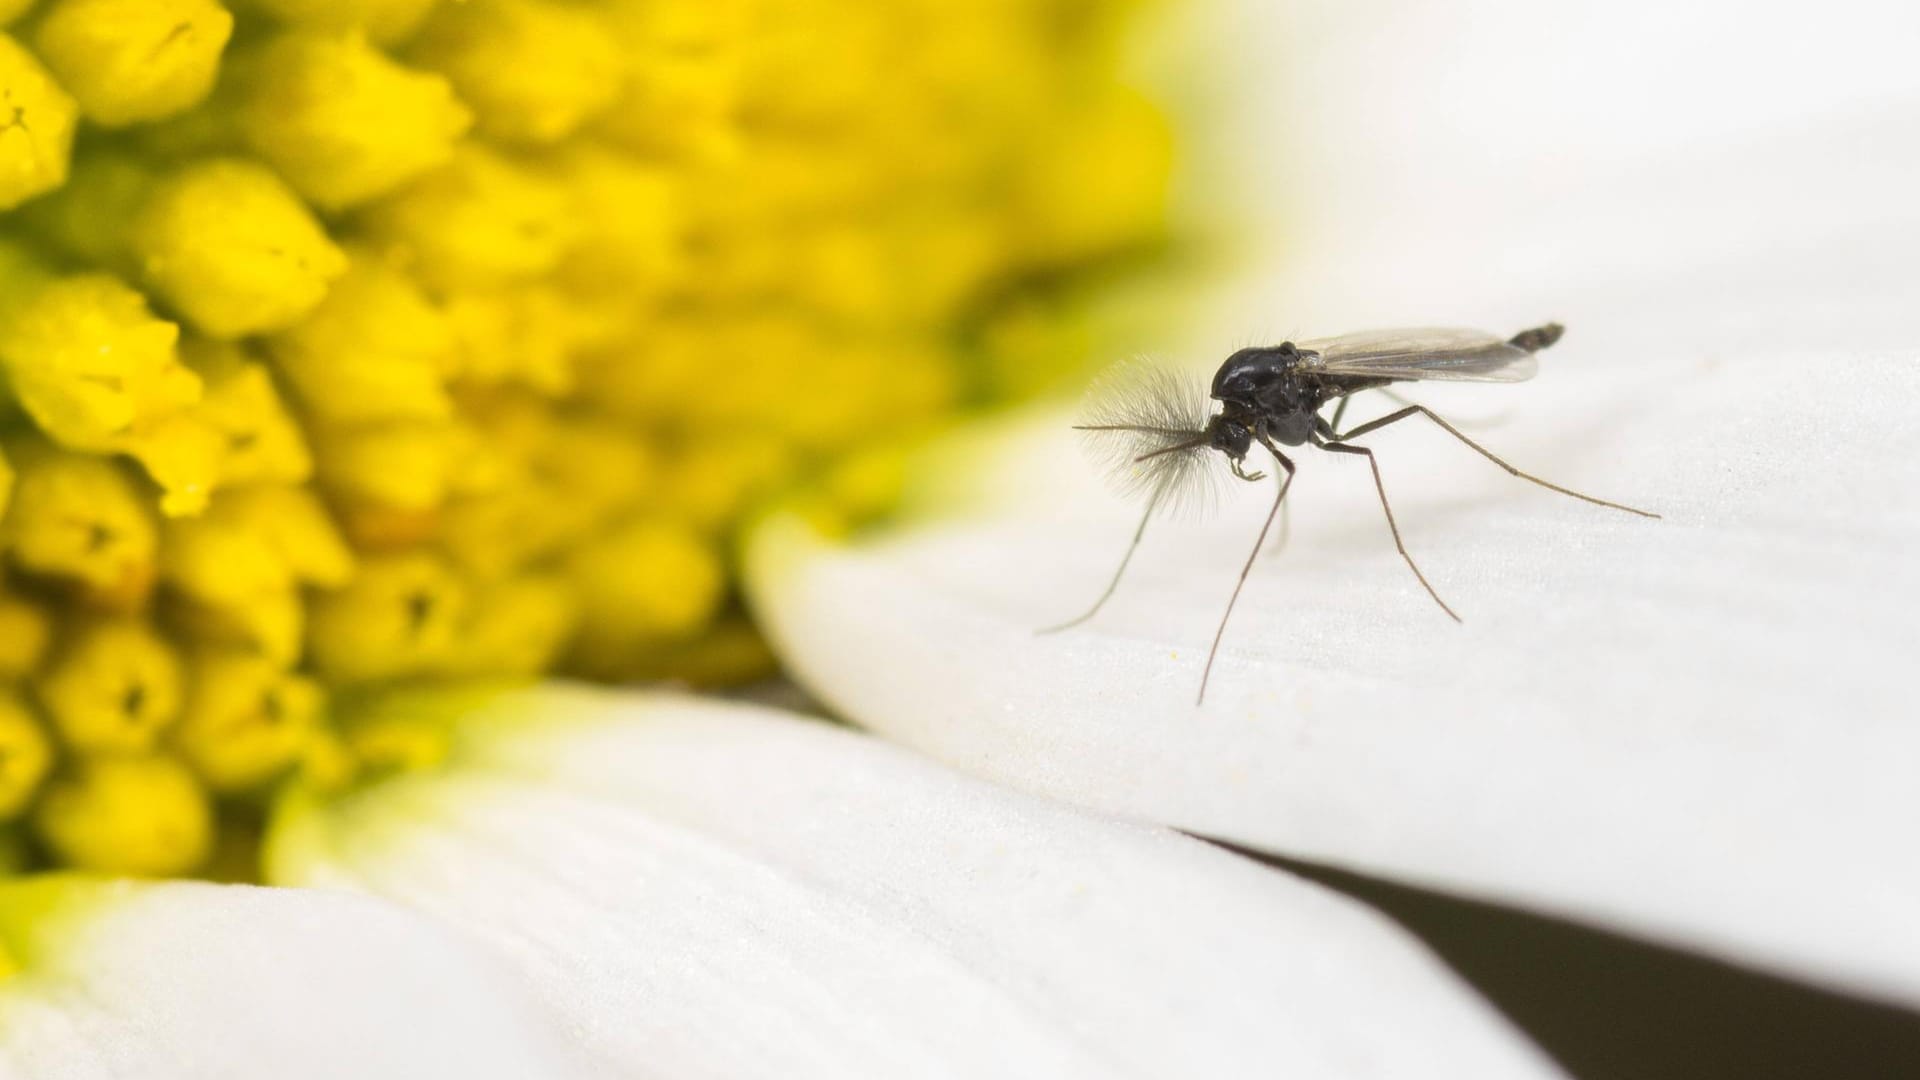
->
[1296,327,1539,383]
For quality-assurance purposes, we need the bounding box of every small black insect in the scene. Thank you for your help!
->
[1047,323,1658,703]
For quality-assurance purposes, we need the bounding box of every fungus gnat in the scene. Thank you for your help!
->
[1046,323,1659,704]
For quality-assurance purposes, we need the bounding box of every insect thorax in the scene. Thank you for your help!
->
[1264,406,1318,447]
[1212,344,1328,448]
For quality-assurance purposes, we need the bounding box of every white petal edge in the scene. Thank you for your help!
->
[266,685,1559,1079]
[0,877,587,1080]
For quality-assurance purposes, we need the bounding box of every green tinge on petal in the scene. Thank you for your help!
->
[0,875,111,980]
[264,678,535,880]
[260,685,1556,1079]
[0,876,591,1078]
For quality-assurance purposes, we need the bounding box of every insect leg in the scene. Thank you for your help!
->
[1317,440,1462,623]
[1199,446,1296,705]
[1037,492,1160,635]
[1259,429,1293,559]
[1264,495,1291,559]
[1327,393,1354,433]
[1368,387,1511,430]
[1335,406,1659,518]
[1277,394,1349,557]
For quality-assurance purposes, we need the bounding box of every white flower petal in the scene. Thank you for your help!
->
[745,338,1920,1007]
[746,0,1920,1008]
[0,878,584,1080]
[267,685,1557,1079]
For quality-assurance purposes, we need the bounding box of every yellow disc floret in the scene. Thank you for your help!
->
[31,753,212,875]
[176,338,314,488]
[28,0,233,127]
[357,143,572,290]
[307,551,466,683]
[311,420,476,523]
[438,573,575,677]
[130,157,349,338]
[268,248,457,425]
[228,31,471,210]
[32,617,183,754]
[0,586,50,680]
[0,248,197,453]
[158,484,350,661]
[2,438,158,606]
[172,647,322,792]
[562,518,724,679]
[406,0,620,145]
[0,692,52,818]
[0,34,78,209]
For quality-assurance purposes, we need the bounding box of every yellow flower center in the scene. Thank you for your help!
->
[0,0,1172,878]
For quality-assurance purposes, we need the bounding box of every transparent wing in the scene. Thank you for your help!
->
[1296,327,1539,383]
[1074,357,1224,518]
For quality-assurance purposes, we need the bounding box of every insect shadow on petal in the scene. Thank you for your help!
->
[1043,323,1661,704]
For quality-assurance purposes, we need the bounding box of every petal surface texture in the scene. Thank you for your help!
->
[269,686,1557,1079]
[748,0,1920,1005]
[0,878,584,1080]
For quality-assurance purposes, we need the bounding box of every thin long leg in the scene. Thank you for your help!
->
[1329,387,1491,435]
[1037,493,1159,634]
[1263,392,1349,564]
[1335,405,1659,518]
[1318,440,1462,623]
[1263,497,1291,559]
[1373,387,1509,428]
[1199,447,1296,705]
[1328,393,1354,434]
